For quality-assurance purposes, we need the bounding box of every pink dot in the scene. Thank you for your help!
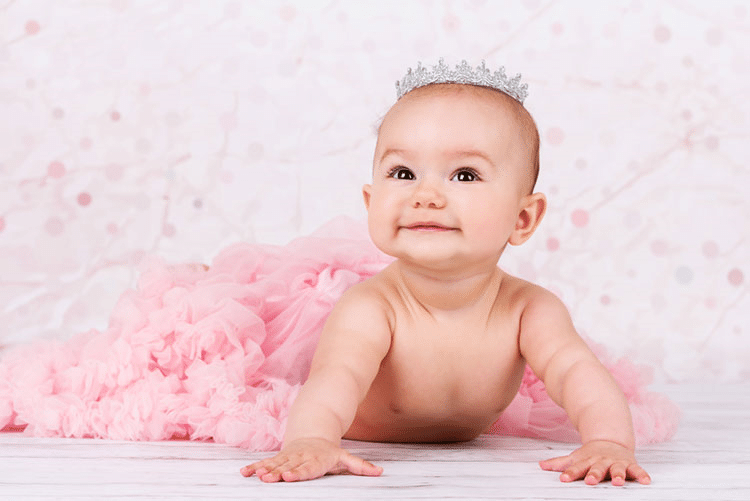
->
[705,136,719,151]
[163,223,176,238]
[25,20,41,36]
[654,25,671,43]
[111,111,121,121]
[220,170,234,183]
[546,127,565,146]
[442,14,460,32]
[546,237,560,251]
[602,23,618,39]
[651,239,668,256]
[106,223,118,235]
[52,107,65,119]
[47,161,66,178]
[702,240,719,258]
[600,295,611,305]
[728,268,744,287]
[224,1,242,17]
[704,297,716,309]
[77,192,92,206]
[45,217,65,236]
[551,22,564,35]
[80,137,92,150]
[279,5,296,21]
[705,27,723,46]
[111,0,129,11]
[0,216,5,233]
[129,249,146,266]
[571,209,589,228]
[105,163,124,181]
[250,30,269,48]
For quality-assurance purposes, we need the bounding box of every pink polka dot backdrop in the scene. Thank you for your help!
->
[0,1,748,382]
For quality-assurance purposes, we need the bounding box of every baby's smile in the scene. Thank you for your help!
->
[402,222,457,232]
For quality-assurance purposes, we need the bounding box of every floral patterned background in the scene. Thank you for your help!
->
[1,0,748,382]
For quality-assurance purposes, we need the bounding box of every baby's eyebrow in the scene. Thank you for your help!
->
[380,148,408,160]
[447,149,493,165]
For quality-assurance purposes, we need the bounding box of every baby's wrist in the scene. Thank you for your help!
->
[582,438,635,450]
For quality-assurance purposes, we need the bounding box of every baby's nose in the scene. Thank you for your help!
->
[412,181,446,209]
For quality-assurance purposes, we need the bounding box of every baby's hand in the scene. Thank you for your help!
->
[240,438,383,482]
[539,440,651,486]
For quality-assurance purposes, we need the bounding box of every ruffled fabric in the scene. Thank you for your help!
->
[0,217,678,449]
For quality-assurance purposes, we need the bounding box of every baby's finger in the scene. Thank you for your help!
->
[241,454,287,477]
[609,462,628,486]
[608,463,627,486]
[339,451,383,477]
[627,463,652,485]
[560,458,595,483]
[538,454,573,472]
[281,460,328,482]
[240,460,272,477]
[258,458,301,483]
[584,462,609,485]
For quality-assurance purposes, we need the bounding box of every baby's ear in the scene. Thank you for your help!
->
[362,184,373,210]
[509,192,547,246]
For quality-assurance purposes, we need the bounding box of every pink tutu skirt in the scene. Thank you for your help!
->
[0,217,679,450]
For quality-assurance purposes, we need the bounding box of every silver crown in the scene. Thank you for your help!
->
[395,58,528,104]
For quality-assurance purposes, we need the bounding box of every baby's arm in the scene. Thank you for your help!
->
[519,288,650,486]
[241,284,391,482]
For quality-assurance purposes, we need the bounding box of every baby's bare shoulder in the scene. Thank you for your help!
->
[498,271,564,315]
[332,266,397,324]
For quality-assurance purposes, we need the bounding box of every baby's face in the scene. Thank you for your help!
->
[363,84,539,272]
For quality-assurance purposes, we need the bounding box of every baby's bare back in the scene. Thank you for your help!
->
[344,266,530,443]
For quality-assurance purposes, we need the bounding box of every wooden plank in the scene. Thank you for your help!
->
[0,383,747,500]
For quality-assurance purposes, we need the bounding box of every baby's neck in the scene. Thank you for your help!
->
[392,260,503,314]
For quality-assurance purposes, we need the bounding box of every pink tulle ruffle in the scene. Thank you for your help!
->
[0,217,678,449]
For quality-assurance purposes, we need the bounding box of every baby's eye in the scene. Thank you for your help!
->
[451,169,480,182]
[387,167,415,180]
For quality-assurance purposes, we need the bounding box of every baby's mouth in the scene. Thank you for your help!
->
[403,223,456,232]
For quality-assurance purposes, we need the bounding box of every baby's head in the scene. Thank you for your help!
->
[363,61,546,270]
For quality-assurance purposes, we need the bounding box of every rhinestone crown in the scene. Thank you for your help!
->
[395,58,528,104]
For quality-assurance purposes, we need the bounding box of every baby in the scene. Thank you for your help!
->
[240,61,651,486]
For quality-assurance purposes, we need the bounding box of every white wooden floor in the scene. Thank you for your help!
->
[1,383,748,500]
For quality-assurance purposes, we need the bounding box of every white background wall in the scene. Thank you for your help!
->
[1,0,748,382]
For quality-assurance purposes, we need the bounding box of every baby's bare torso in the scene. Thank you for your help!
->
[344,265,530,443]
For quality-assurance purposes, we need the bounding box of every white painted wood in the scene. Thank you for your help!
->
[1,383,748,500]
